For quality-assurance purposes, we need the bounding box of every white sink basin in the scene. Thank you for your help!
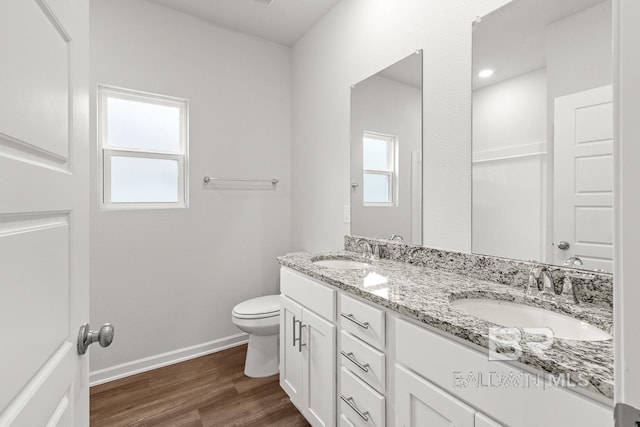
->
[452,299,611,341]
[312,259,371,270]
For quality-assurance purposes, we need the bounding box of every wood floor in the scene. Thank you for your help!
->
[90,344,310,427]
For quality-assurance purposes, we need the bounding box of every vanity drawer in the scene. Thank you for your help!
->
[341,331,385,394]
[340,367,385,427]
[280,267,335,320]
[340,294,385,350]
[339,414,356,427]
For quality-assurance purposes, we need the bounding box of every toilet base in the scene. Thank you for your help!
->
[244,334,279,378]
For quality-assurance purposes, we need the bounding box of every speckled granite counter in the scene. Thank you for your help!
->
[277,251,614,400]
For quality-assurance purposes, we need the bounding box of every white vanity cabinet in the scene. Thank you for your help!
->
[280,267,613,427]
[280,268,337,427]
[474,412,504,427]
[338,294,387,426]
[395,364,476,427]
[395,319,612,427]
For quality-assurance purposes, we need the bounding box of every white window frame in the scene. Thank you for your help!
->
[363,131,398,207]
[98,85,189,210]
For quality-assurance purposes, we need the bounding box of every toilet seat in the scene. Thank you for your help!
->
[232,295,280,319]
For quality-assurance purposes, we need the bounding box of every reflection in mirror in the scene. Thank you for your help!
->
[350,51,423,244]
[472,0,613,272]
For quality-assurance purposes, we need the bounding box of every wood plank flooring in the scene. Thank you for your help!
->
[90,344,310,427]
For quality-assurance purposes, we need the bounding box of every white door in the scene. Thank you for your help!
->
[553,86,614,271]
[395,365,475,427]
[302,308,336,427]
[280,295,304,408]
[0,0,90,425]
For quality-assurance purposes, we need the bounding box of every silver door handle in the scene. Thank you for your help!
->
[341,351,369,372]
[298,321,306,353]
[340,395,370,422]
[557,241,570,250]
[293,317,306,352]
[341,313,369,329]
[77,323,114,355]
[292,316,300,347]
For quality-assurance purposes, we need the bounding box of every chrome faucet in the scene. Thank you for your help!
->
[561,257,584,304]
[526,266,555,299]
[389,234,404,242]
[356,239,379,260]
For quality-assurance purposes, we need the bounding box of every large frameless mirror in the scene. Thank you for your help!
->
[350,51,423,244]
[472,0,613,271]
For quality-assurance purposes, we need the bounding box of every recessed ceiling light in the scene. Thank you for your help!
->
[254,0,274,5]
[478,69,494,78]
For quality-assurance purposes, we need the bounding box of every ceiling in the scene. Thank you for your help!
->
[473,0,607,89]
[146,0,341,46]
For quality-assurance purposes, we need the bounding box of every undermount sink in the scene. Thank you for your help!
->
[312,259,371,270]
[452,299,612,342]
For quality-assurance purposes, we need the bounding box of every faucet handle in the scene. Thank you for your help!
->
[528,266,545,291]
[563,256,583,268]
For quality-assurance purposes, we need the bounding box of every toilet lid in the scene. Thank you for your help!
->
[232,295,280,318]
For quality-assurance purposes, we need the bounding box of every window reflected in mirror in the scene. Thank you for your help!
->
[350,51,423,244]
[363,132,396,205]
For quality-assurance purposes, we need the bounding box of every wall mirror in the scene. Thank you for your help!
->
[472,0,613,272]
[350,51,423,244]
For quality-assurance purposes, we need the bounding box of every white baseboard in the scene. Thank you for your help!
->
[89,333,249,387]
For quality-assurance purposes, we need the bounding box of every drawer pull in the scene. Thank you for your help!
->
[340,395,370,422]
[293,317,305,351]
[292,316,298,347]
[341,351,370,373]
[341,313,370,329]
[298,322,306,353]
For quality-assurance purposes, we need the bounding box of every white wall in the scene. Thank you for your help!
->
[290,0,511,253]
[473,69,547,153]
[89,0,291,381]
[546,1,612,103]
[615,0,640,411]
[472,69,547,262]
[351,75,421,242]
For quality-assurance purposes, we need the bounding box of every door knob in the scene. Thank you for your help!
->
[557,241,570,250]
[77,323,114,355]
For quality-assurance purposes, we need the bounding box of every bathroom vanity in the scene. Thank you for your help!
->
[278,237,613,427]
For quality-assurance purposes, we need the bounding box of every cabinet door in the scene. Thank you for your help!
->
[280,295,304,407]
[396,365,475,427]
[302,308,337,427]
[475,412,504,427]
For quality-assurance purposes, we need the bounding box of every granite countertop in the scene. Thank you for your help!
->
[277,251,614,400]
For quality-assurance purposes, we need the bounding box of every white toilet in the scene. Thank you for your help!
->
[231,295,280,378]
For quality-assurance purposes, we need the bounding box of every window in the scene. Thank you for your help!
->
[363,132,397,206]
[98,86,188,209]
